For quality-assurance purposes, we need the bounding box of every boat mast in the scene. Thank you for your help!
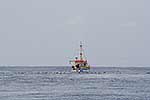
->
[80,41,83,60]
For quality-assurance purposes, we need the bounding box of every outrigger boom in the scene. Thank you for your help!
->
[70,42,90,72]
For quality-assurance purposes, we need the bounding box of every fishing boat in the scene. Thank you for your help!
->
[70,42,91,72]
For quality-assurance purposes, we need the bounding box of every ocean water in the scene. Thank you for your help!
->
[0,66,150,100]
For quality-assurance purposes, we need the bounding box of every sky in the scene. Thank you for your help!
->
[0,0,149,67]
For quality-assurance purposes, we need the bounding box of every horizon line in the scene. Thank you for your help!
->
[0,65,149,67]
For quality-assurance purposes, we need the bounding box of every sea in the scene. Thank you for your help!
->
[0,66,150,100]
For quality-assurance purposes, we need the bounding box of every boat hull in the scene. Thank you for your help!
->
[72,65,90,72]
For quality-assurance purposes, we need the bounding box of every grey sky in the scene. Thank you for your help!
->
[0,0,149,66]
